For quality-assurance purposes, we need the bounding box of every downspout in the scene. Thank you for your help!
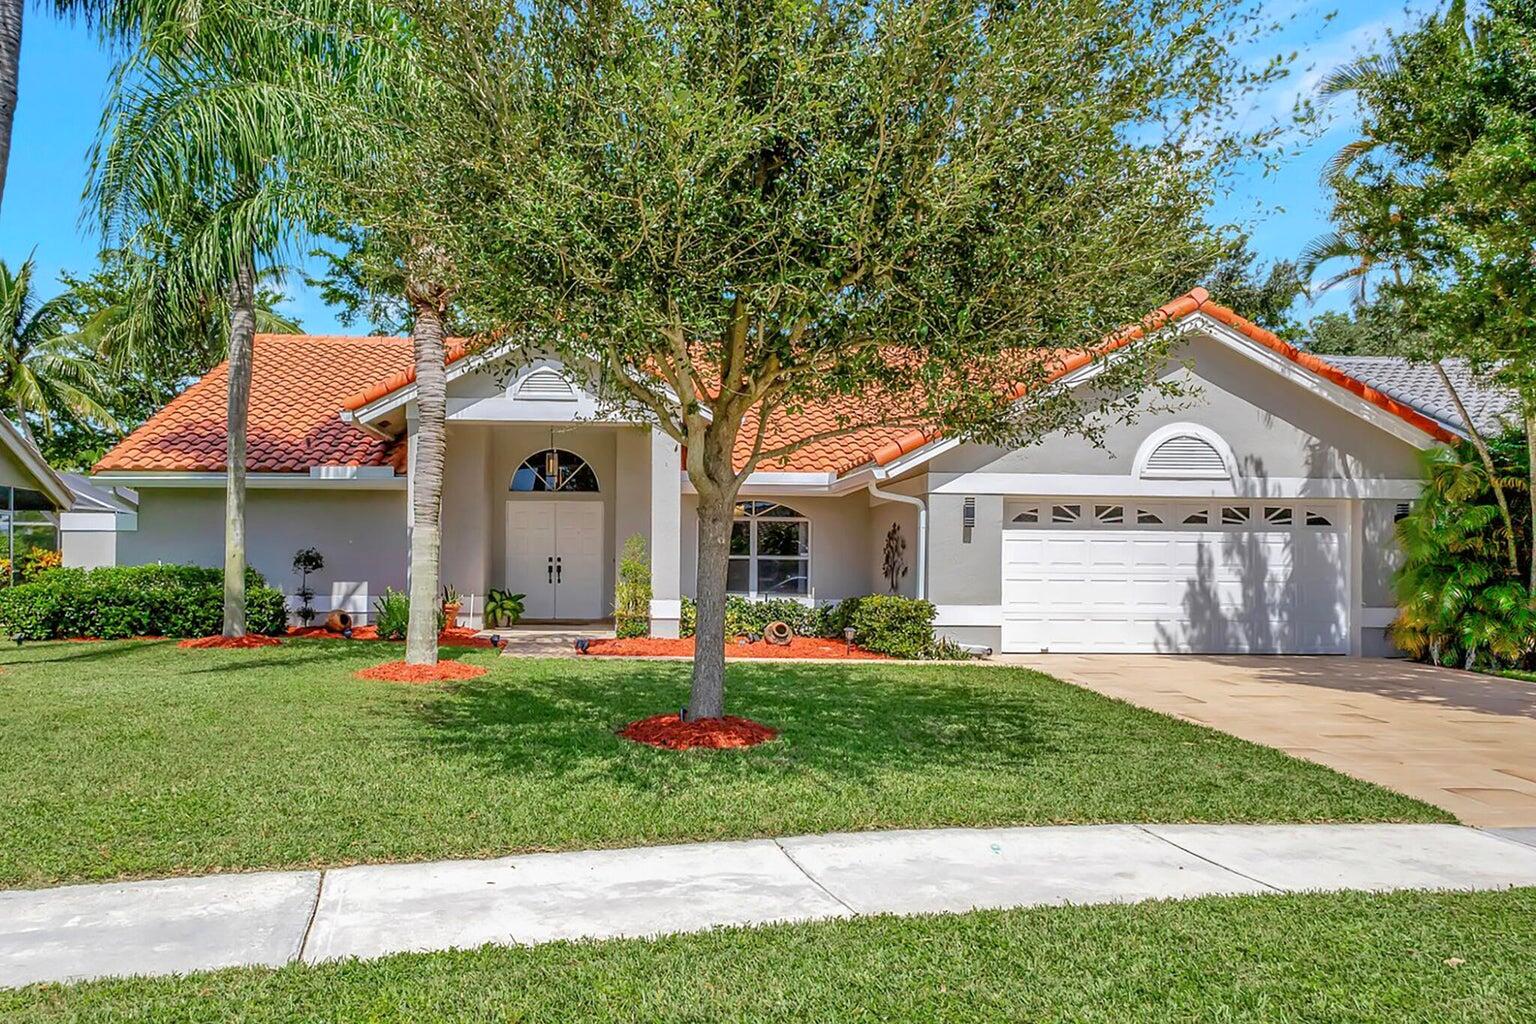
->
[867,479,926,599]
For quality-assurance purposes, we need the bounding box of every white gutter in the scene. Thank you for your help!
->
[866,479,927,599]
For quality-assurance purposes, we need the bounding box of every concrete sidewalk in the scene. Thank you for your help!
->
[6,823,1536,988]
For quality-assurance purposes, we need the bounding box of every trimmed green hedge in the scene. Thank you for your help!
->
[0,564,288,640]
[677,594,960,659]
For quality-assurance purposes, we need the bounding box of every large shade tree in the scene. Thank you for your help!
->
[367,0,1278,718]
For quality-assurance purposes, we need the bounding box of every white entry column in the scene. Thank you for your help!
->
[649,428,683,637]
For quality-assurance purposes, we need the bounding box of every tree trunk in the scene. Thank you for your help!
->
[688,488,733,719]
[0,0,21,212]
[1435,362,1520,574]
[222,253,257,638]
[404,298,448,665]
[687,423,743,720]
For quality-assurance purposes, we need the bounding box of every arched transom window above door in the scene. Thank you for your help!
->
[510,448,599,492]
[729,501,810,597]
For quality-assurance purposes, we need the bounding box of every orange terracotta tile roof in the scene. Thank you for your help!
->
[95,335,412,473]
[96,290,1456,477]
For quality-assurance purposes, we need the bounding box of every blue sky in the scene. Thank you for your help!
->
[0,2,1439,335]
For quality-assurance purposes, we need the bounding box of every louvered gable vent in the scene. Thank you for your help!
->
[1142,434,1227,479]
[514,367,577,402]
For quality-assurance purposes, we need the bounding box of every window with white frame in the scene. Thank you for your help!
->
[728,501,810,597]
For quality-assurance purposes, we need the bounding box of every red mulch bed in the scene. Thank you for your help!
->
[177,635,284,649]
[619,712,779,750]
[287,625,493,648]
[355,660,489,683]
[583,636,889,660]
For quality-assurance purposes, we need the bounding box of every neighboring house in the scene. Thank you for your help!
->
[0,414,74,581]
[78,289,1480,656]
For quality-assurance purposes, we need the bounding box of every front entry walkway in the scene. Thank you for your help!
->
[1002,655,1536,827]
[487,623,615,658]
[5,822,1536,988]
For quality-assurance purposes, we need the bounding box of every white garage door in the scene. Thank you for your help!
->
[1001,500,1349,655]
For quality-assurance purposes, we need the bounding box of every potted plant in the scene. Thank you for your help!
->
[484,588,525,629]
[441,584,463,628]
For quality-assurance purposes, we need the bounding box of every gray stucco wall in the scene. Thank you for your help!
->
[118,486,408,608]
[1361,498,1406,608]
[913,331,1429,614]
[928,333,1425,484]
[61,528,116,569]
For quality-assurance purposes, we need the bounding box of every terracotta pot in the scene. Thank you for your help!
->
[764,620,793,646]
[443,602,462,628]
[324,611,354,633]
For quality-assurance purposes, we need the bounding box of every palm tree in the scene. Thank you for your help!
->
[0,256,118,439]
[88,5,374,637]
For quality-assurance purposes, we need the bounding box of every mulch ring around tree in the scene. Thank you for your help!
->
[618,712,779,750]
[583,636,889,660]
[177,635,284,649]
[355,660,489,684]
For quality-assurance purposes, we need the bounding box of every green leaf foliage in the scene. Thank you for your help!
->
[0,564,286,640]
[1393,433,1535,670]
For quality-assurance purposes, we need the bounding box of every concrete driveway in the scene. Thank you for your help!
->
[1003,655,1536,827]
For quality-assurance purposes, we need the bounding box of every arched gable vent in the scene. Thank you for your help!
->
[1136,427,1233,480]
[514,367,577,402]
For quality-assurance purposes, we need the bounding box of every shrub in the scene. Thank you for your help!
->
[0,564,287,640]
[680,596,697,636]
[844,595,940,659]
[372,588,410,640]
[1393,435,1534,670]
[614,534,651,639]
[484,588,525,628]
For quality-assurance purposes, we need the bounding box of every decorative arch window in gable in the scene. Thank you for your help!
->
[510,449,599,492]
[513,367,577,402]
[729,501,810,597]
[1139,430,1231,480]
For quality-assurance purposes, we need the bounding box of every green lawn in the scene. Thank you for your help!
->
[5,888,1532,1022]
[0,639,1446,888]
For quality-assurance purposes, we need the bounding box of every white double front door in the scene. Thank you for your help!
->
[504,500,604,620]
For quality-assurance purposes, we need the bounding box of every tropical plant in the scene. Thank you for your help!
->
[372,587,410,641]
[483,588,524,629]
[1393,435,1534,671]
[614,535,652,639]
[440,584,461,608]
[374,0,1276,718]
[87,1,385,638]
[0,257,118,440]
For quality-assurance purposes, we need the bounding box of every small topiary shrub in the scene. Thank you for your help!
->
[0,564,287,640]
[614,534,651,639]
[844,594,940,659]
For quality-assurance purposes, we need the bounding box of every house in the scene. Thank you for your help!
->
[0,413,75,582]
[74,288,1477,656]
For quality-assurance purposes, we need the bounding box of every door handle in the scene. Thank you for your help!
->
[547,556,554,584]
[556,557,562,584]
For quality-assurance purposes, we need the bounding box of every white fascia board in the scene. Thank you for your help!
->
[91,471,405,490]
[928,472,1423,500]
[680,470,843,496]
